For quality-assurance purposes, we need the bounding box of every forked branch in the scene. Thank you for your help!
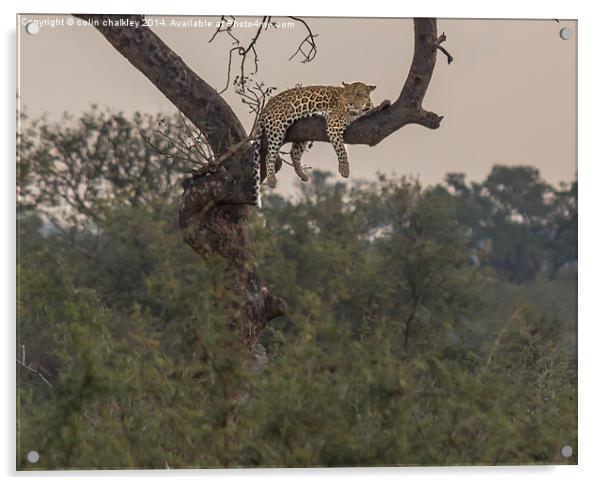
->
[288,16,318,63]
[210,16,275,94]
[211,16,319,93]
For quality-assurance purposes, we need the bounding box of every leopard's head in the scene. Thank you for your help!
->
[342,81,376,116]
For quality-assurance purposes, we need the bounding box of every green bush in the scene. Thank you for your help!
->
[17,111,577,469]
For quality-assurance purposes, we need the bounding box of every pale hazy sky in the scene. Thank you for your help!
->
[17,15,577,195]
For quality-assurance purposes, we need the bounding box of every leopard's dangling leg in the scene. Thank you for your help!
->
[265,137,284,189]
[291,141,309,182]
[326,116,350,178]
[261,119,287,188]
[265,149,278,188]
[250,122,264,207]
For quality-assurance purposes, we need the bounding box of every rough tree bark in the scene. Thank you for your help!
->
[73,14,444,352]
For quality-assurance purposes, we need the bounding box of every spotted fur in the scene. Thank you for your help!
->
[250,81,376,207]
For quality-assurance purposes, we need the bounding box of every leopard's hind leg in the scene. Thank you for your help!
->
[291,141,309,182]
[265,135,284,189]
[261,116,289,188]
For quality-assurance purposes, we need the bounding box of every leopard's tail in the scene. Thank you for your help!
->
[250,121,263,208]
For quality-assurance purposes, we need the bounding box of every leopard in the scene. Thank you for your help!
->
[250,81,376,207]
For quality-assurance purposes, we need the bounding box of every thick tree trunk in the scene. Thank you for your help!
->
[179,150,287,350]
[74,14,288,349]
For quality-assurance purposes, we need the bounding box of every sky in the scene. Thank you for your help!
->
[17,15,577,196]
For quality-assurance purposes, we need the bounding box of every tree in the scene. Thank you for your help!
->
[256,173,484,356]
[444,166,578,282]
[71,14,449,352]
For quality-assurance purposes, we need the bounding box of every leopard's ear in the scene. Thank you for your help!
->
[368,84,376,91]
[342,82,349,87]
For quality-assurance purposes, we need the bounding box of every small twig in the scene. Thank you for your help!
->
[177,108,212,162]
[436,32,453,64]
[17,358,54,388]
[141,133,201,166]
[209,16,240,44]
[213,16,273,94]
[212,16,317,93]
[234,79,277,133]
[81,411,98,427]
[142,111,218,173]
[153,129,203,164]
[288,17,318,63]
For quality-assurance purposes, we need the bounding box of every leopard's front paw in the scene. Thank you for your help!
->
[339,164,350,178]
[267,175,277,188]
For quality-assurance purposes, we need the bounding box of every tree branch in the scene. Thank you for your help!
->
[288,16,318,63]
[283,18,444,146]
[211,16,273,94]
[72,14,247,156]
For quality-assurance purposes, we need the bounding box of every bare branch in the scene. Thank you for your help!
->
[211,16,318,93]
[288,17,318,63]
[176,109,213,163]
[234,79,278,133]
[209,15,240,44]
[17,355,54,389]
[210,16,274,94]
[144,108,266,179]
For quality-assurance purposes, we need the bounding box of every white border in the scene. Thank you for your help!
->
[3,1,600,484]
